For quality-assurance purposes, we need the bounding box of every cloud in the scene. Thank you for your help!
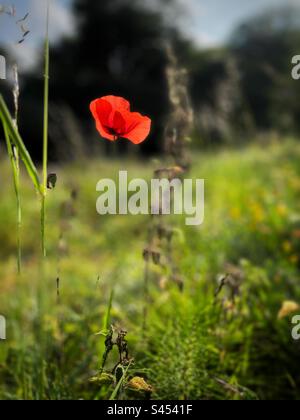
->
[145,0,217,47]
[29,0,74,43]
[3,0,75,71]
[10,43,38,72]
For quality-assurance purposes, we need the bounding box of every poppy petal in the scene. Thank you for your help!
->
[90,99,115,141]
[122,112,152,144]
[101,95,130,112]
[112,111,126,135]
[90,98,111,125]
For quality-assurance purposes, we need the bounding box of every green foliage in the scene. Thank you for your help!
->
[0,95,41,193]
[0,140,300,400]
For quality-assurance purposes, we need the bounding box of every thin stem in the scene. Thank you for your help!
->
[41,0,50,257]
[13,65,21,274]
[41,195,46,257]
[142,258,150,331]
[16,151,21,274]
[142,226,154,331]
[4,124,22,274]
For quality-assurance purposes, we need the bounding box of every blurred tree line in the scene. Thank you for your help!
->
[185,6,300,146]
[2,0,300,160]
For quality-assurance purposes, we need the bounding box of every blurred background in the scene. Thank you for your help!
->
[1,0,300,401]
[1,0,300,160]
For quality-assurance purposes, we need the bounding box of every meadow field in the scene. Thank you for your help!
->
[0,139,300,400]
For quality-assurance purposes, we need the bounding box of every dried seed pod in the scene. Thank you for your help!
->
[89,372,114,386]
[102,326,114,370]
[116,329,129,361]
[127,377,153,393]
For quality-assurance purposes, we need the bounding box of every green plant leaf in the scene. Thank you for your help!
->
[3,122,22,273]
[0,95,42,194]
[103,289,114,332]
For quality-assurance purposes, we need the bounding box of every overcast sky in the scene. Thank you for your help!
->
[173,0,300,46]
[0,0,299,70]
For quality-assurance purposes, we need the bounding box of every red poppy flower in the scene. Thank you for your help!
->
[90,95,151,144]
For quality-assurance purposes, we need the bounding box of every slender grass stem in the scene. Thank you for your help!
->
[103,289,114,332]
[3,124,22,273]
[41,0,50,257]
[143,258,150,331]
[13,65,22,274]
[41,195,46,256]
[15,151,21,274]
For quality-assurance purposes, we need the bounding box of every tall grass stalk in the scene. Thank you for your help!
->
[0,94,43,270]
[41,0,50,257]
[13,65,22,274]
[0,4,50,259]
[3,123,21,273]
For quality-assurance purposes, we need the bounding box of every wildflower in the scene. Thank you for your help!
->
[90,95,151,144]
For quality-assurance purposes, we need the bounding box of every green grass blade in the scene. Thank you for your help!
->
[0,95,41,194]
[103,289,114,332]
[3,123,22,273]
